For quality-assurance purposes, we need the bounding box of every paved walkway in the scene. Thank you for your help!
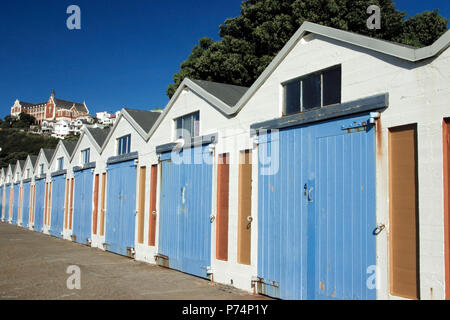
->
[0,223,268,300]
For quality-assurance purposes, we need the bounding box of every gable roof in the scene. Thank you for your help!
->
[190,80,249,107]
[87,127,110,149]
[43,149,55,163]
[29,155,38,168]
[23,155,37,173]
[124,108,162,133]
[33,149,52,173]
[70,126,111,161]
[62,140,77,157]
[100,108,162,153]
[49,140,77,167]
[6,164,14,177]
[147,22,450,140]
[229,22,450,116]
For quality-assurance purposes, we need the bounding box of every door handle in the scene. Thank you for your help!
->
[373,223,386,235]
[308,187,313,203]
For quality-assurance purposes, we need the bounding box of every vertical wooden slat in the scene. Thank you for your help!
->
[389,124,420,300]
[18,186,23,221]
[1,188,5,220]
[216,153,230,261]
[137,167,146,244]
[238,150,252,265]
[100,173,106,236]
[9,188,13,220]
[148,165,158,246]
[31,185,36,223]
[444,119,450,300]
[47,182,52,226]
[69,178,74,230]
[64,179,69,229]
[44,183,48,225]
[93,174,100,235]
[29,185,33,223]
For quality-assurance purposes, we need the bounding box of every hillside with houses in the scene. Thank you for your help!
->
[7,90,120,140]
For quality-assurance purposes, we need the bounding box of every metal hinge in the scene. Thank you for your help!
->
[206,266,213,275]
[341,121,368,130]
[253,136,260,148]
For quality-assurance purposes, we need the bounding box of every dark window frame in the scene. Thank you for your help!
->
[117,134,131,156]
[82,148,90,164]
[175,111,200,140]
[282,65,342,116]
[57,157,64,171]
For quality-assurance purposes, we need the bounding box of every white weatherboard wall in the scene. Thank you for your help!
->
[136,32,450,299]
[71,131,102,247]
[49,144,71,239]
[34,151,51,234]
[22,157,36,230]
[137,89,230,266]
[98,114,149,252]
[231,33,450,299]
[137,87,260,292]
[12,162,23,226]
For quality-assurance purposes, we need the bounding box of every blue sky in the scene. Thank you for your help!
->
[0,0,448,118]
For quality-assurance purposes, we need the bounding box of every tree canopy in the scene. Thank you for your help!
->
[0,129,59,168]
[1,113,37,129]
[167,0,448,98]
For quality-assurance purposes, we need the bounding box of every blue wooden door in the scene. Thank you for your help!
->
[5,187,12,222]
[0,186,3,221]
[73,170,93,244]
[50,175,66,238]
[12,184,19,225]
[22,182,31,228]
[105,160,136,256]
[257,113,377,300]
[312,116,376,300]
[34,180,45,232]
[158,145,213,279]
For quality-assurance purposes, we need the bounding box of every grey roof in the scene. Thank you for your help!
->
[19,160,25,169]
[54,98,87,113]
[20,101,48,109]
[19,101,36,109]
[155,22,450,124]
[86,127,111,148]
[191,80,249,107]
[124,108,162,133]
[62,141,77,157]
[43,149,55,163]
[29,155,38,167]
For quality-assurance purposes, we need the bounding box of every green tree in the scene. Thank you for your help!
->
[18,112,36,127]
[0,129,59,168]
[167,0,448,97]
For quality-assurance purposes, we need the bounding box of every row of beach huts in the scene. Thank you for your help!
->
[1,22,450,300]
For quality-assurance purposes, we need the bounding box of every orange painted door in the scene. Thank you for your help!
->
[389,124,420,300]
[238,150,252,265]
[92,174,99,235]
[216,153,229,261]
[148,165,158,246]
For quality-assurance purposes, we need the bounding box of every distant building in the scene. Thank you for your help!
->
[10,90,89,125]
[96,110,119,126]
